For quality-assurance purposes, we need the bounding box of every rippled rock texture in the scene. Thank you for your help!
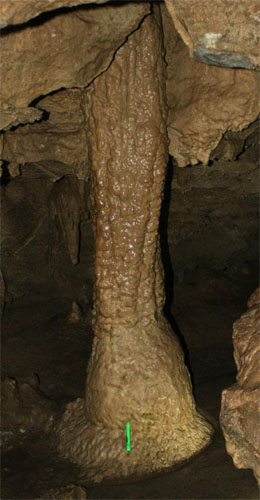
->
[56,9,212,483]
[220,288,260,485]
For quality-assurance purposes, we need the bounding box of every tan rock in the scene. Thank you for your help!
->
[2,89,89,179]
[220,288,260,485]
[67,301,83,324]
[210,120,260,162]
[0,2,150,130]
[50,175,82,265]
[1,376,56,436]
[44,484,87,499]
[165,0,260,70]
[0,103,43,132]
[0,0,108,27]
[161,4,260,166]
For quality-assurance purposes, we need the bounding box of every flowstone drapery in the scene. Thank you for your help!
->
[56,9,212,483]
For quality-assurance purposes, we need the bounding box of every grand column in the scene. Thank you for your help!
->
[57,7,212,483]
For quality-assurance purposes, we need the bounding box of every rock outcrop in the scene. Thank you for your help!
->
[1,376,57,438]
[165,0,260,70]
[0,0,108,27]
[44,484,87,499]
[2,89,89,180]
[220,288,260,485]
[1,164,93,305]
[1,1,259,167]
[0,2,150,130]
[168,135,259,283]
[161,4,260,166]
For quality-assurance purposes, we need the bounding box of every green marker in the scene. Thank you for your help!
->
[126,422,131,451]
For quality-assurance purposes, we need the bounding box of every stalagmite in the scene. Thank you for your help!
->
[56,8,213,483]
[50,175,81,265]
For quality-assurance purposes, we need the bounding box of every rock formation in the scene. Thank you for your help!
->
[45,484,87,499]
[161,4,260,166]
[56,9,213,483]
[0,2,149,130]
[220,288,260,485]
[0,0,108,27]
[165,0,260,71]
[2,89,89,180]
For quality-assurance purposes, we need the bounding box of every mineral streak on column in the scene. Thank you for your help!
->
[126,422,131,451]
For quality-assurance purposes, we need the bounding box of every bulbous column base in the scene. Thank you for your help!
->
[56,319,213,484]
[56,399,212,484]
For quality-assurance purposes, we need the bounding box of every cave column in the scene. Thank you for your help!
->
[85,9,169,425]
[57,8,212,483]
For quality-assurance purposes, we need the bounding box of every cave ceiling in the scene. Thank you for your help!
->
[0,0,259,169]
[0,0,110,27]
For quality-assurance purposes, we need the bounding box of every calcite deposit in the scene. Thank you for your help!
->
[161,4,260,166]
[220,288,260,485]
[164,0,260,70]
[56,8,212,483]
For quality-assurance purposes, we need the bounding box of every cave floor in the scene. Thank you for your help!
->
[1,280,259,499]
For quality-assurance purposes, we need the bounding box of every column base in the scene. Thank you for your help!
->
[56,397,213,484]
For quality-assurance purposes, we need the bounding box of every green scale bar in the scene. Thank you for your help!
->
[126,422,131,451]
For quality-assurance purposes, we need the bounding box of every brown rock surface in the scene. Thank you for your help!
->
[165,0,260,70]
[50,175,82,265]
[220,288,260,485]
[0,2,150,130]
[44,484,87,499]
[0,106,43,132]
[56,8,212,483]
[2,89,89,180]
[168,139,259,283]
[161,4,260,166]
[0,0,108,27]
[1,164,92,305]
[1,376,57,439]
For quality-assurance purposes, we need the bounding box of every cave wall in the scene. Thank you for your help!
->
[168,139,259,296]
[161,4,260,167]
[1,167,93,309]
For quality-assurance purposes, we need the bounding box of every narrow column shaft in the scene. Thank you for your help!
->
[88,12,168,333]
